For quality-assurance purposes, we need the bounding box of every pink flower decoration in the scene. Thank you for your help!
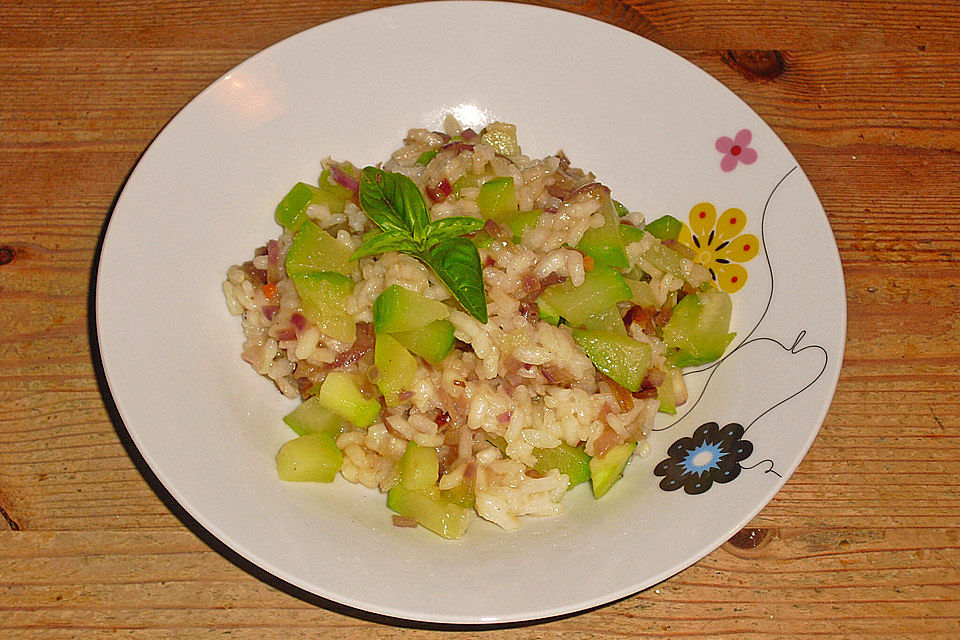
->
[716,129,758,172]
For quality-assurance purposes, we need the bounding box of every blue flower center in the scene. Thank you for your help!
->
[681,443,725,474]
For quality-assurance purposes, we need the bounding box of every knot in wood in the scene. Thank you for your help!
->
[721,50,786,81]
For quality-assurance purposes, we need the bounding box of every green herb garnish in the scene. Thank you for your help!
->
[352,167,488,323]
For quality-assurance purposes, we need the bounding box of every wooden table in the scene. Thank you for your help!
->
[3,1,958,637]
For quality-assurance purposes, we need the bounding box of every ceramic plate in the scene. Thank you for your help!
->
[96,1,845,624]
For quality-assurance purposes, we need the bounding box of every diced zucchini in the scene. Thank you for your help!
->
[373,285,450,334]
[398,441,439,491]
[663,290,736,367]
[452,171,480,199]
[314,165,357,214]
[580,306,627,334]
[416,150,438,165]
[276,433,343,483]
[537,299,561,326]
[441,477,476,509]
[613,199,631,217]
[275,182,319,232]
[315,371,381,428]
[571,328,651,392]
[471,230,496,249]
[642,242,686,280]
[590,442,637,498]
[619,223,646,246]
[536,266,632,327]
[285,220,353,276]
[500,209,541,242]
[477,177,518,221]
[626,278,658,308]
[532,443,591,489]
[657,365,685,414]
[290,272,356,343]
[576,196,629,268]
[480,122,521,156]
[386,484,475,539]
[645,215,682,240]
[392,319,455,364]
[374,334,417,405]
[283,395,348,436]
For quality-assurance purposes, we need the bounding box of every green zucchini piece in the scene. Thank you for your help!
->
[398,441,440,491]
[590,442,637,498]
[373,285,450,334]
[283,395,348,437]
[477,177,518,221]
[275,182,319,232]
[500,209,541,242]
[392,319,455,365]
[662,290,736,367]
[580,305,627,334]
[536,266,632,327]
[276,433,343,483]
[571,328,651,392]
[625,278,658,308]
[315,371,381,428]
[290,271,356,343]
[314,165,357,214]
[480,122,521,156]
[619,223,646,246]
[386,484,474,539]
[645,215,682,240]
[416,150,438,165]
[374,334,417,405]
[533,443,591,489]
[285,220,353,276]
[576,196,629,268]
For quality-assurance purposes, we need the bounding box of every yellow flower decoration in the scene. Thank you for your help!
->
[678,202,759,293]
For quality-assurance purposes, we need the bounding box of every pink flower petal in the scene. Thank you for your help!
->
[734,128,753,147]
[715,136,734,153]
[720,154,739,172]
[738,147,758,165]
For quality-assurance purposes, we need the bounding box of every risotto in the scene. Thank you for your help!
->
[223,118,734,538]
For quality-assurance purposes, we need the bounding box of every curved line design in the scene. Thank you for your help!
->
[652,164,832,495]
[740,459,783,478]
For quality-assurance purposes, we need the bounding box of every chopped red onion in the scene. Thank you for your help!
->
[426,179,452,203]
[262,304,279,321]
[290,312,307,333]
[497,411,512,424]
[330,163,359,192]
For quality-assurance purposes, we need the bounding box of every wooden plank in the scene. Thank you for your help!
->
[2,0,960,51]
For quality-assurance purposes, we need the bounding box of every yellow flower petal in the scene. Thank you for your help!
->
[688,202,717,239]
[678,223,695,252]
[717,233,759,263]
[715,208,747,244]
[715,263,748,293]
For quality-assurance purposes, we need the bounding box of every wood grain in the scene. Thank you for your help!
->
[1,0,958,638]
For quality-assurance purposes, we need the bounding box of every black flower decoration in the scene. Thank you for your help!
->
[654,422,753,495]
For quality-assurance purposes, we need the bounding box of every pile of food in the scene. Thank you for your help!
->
[223,118,735,538]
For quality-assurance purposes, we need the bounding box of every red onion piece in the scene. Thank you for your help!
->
[460,128,479,142]
[497,411,512,424]
[426,179,452,203]
[262,304,279,321]
[330,163,359,192]
[290,312,307,334]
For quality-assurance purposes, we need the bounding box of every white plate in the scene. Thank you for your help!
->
[96,1,845,624]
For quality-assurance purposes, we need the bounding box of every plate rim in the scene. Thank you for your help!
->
[94,0,847,624]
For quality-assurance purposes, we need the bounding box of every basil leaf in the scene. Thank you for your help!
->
[422,237,488,323]
[359,167,430,238]
[350,229,420,260]
[422,216,485,250]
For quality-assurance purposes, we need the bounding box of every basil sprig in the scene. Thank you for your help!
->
[352,167,489,323]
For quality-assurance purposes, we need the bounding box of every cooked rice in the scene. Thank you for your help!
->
[222,120,701,531]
